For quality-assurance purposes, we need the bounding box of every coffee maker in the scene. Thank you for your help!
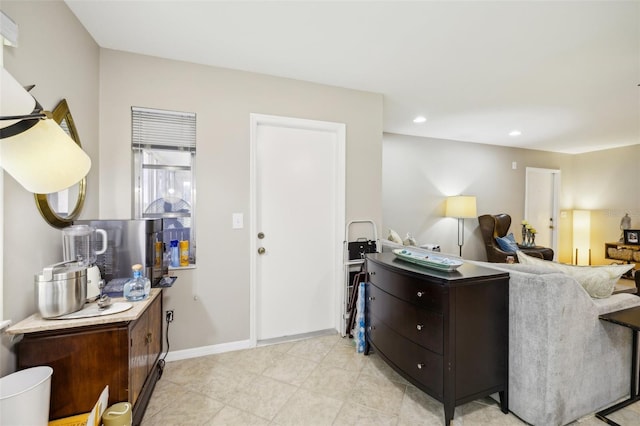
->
[62,224,108,300]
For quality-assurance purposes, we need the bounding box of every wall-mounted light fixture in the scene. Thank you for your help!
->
[445,195,477,257]
[0,68,91,194]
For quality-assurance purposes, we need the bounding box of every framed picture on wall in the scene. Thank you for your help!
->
[623,230,640,245]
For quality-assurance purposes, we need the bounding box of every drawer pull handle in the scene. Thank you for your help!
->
[417,363,425,370]
[416,324,423,331]
[370,271,376,276]
[417,291,424,297]
[368,296,375,301]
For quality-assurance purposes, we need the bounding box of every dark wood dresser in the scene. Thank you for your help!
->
[365,253,509,425]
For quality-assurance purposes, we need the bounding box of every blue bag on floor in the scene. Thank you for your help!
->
[355,281,366,353]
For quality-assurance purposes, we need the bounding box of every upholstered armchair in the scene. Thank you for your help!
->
[478,213,554,262]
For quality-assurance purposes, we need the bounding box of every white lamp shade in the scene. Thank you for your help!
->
[1,68,91,193]
[1,118,91,193]
[445,196,477,218]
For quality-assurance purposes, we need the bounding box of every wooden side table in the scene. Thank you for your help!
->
[596,306,640,425]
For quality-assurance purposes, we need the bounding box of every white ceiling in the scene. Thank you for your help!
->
[65,0,640,154]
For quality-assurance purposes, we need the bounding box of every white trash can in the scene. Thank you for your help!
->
[0,366,53,426]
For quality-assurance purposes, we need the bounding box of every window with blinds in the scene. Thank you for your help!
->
[132,107,196,267]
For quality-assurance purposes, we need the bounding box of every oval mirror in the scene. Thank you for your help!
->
[34,99,87,228]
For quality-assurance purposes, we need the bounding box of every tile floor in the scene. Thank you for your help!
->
[142,332,640,425]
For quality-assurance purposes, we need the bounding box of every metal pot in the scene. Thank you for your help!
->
[35,261,87,318]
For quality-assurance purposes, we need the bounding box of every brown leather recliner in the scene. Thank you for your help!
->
[478,213,554,263]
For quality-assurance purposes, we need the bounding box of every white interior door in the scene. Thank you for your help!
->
[525,167,560,257]
[250,114,345,343]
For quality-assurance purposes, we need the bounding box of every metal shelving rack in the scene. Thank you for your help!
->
[342,220,379,337]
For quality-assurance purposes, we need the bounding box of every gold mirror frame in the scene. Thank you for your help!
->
[34,99,87,228]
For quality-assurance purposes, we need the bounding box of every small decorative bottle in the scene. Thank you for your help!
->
[123,264,150,301]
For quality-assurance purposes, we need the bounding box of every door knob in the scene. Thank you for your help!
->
[258,232,265,239]
[258,247,266,255]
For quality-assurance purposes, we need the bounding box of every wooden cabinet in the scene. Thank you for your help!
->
[605,242,640,263]
[365,253,509,426]
[15,292,163,425]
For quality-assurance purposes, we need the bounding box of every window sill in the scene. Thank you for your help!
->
[169,264,196,271]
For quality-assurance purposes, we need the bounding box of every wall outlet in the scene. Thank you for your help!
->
[166,310,174,323]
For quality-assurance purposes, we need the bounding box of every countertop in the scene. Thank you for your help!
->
[5,288,162,335]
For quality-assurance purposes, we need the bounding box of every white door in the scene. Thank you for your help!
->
[525,167,560,257]
[250,114,345,343]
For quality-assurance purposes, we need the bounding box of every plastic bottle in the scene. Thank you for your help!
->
[123,264,149,301]
[170,240,179,268]
[179,240,189,267]
[154,241,162,267]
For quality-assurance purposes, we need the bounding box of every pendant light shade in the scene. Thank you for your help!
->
[0,68,91,194]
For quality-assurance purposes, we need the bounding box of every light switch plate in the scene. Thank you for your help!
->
[232,213,244,229]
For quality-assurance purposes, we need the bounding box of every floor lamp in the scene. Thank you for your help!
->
[446,196,477,257]
[573,210,591,265]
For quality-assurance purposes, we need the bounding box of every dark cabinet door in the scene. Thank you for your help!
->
[18,325,129,420]
[130,294,162,405]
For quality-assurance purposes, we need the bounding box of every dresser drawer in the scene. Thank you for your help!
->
[367,283,443,354]
[367,314,443,398]
[367,261,444,312]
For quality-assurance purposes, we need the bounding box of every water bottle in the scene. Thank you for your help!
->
[123,264,150,301]
[170,240,179,268]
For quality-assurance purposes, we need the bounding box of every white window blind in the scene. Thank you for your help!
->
[132,107,196,151]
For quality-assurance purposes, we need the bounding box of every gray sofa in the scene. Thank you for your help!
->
[470,261,640,425]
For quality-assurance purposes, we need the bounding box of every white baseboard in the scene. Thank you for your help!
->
[162,329,340,363]
[163,339,253,362]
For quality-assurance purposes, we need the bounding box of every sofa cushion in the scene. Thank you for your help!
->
[516,251,634,298]
[495,233,519,252]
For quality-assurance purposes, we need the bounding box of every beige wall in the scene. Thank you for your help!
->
[1,0,100,375]
[382,134,640,265]
[99,49,383,351]
[572,145,640,265]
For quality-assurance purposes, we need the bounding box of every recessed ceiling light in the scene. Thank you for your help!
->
[509,130,522,137]
[413,116,427,124]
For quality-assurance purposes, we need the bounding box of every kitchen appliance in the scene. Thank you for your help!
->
[75,219,166,286]
[62,224,108,299]
[35,260,87,318]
